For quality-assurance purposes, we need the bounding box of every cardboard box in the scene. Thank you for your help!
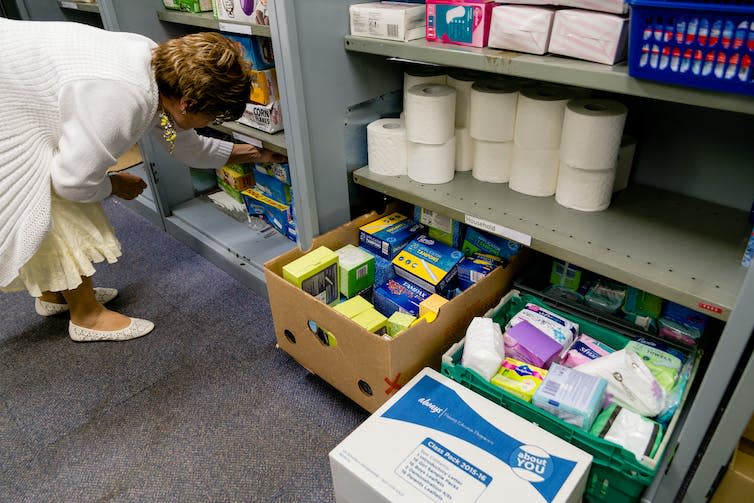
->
[548,9,628,65]
[241,188,295,241]
[254,170,291,205]
[282,246,339,306]
[413,206,463,248]
[359,213,424,260]
[335,244,375,299]
[254,162,291,185]
[712,440,754,502]
[250,68,279,105]
[164,0,212,12]
[213,0,257,23]
[497,0,626,15]
[392,235,464,296]
[426,0,496,48]
[225,34,275,71]
[744,414,754,442]
[264,206,526,412]
[216,165,254,191]
[349,2,427,42]
[329,368,592,502]
[238,100,284,133]
[488,5,556,56]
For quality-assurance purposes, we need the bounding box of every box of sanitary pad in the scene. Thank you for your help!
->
[329,367,592,503]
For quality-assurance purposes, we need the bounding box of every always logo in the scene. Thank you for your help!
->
[418,397,445,415]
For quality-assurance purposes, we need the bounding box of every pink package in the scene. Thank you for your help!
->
[560,333,615,368]
[503,319,563,369]
[548,9,629,65]
[426,0,495,48]
[494,0,626,15]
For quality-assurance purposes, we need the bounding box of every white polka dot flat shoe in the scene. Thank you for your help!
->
[68,317,154,342]
[35,288,119,316]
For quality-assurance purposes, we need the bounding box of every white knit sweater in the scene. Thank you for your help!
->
[0,18,233,287]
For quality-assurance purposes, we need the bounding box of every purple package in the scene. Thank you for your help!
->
[560,334,614,368]
[504,319,563,369]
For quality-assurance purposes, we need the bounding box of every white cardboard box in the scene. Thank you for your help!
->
[548,9,629,65]
[330,368,592,503]
[496,0,626,15]
[349,2,426,42]
[489,5,556,56]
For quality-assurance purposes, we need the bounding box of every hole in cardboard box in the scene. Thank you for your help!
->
[358,380,373,396]
[283,330,296,344]
[307,320,333,346]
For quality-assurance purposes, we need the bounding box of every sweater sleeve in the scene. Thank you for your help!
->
[50,79,154,203]
[150,125,233,170]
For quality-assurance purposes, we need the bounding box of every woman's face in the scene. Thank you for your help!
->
[162,96,217,130]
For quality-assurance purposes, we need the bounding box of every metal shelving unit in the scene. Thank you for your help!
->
[57,0,99,13]
[209,122,286,155]
[345,35,754,116]
[353,169,748,322]
[156,9,270,37]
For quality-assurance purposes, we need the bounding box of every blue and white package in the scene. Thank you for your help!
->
[373,277,432,318]
[359,246,395,287]
[392,235,465,295]
[359,213,425,260]
[254,170,291,205]
[462,227,522,259]
[224,33,274,70]
[457,253,503,290]
[254,162,291,185]
[329,368,592,503]
[533,364,607,431]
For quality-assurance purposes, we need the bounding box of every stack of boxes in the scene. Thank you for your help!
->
[281,208,523,339]
[242,162,296,241]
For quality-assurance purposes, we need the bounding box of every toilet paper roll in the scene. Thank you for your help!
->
[408,137,456,184]
[613,135,636,192]
[473,140,513,183]
[367,119,408,176]
[556,162,616,211]
[514,84,572,149]
[455,126,475,172]
[509,145,560,196]
[405,84,457,145]
[560,99,628,172]
[344,107,381,169]
[469,78,520,142]
[404,66,447,113]
[447,69,486,128]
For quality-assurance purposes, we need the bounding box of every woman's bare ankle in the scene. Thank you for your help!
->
[39,292,66,304]
[70,309,131,331]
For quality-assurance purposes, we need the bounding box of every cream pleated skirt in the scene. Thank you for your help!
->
[2,192,122,297]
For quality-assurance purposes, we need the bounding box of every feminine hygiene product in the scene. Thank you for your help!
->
[491,357,548,402]
[503,319,563,369]
[560,333,614,368]
[591,405,664,463]
[533,363,607,430]
[461,317,506,381]
[505,303,578,349]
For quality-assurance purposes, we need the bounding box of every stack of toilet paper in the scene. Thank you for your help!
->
[447,69,486,172]
[469,78,520,183]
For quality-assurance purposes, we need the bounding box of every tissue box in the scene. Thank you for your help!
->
[495,0,626,15]
[254,162,291,185]
[349,2,426,42]
[413,206,463,248]
[213,0,257,22]
[504,319,563,369]
[426,0,495,48]
[374,277,433,318]
[329,368,592,503]
[238,101,284,133]
[282,246,339,306]
[392,235,465,296]
[352,308,388,337]
[249,68,279,105]
[225,34,274,71]
[335,244,375,299]
[488,5,555,55]
[533,364,607,431]
[359,213,425,260]
[462,227,522,260]
[548,9,629,65]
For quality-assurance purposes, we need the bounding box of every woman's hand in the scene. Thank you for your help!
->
[228,143,288,165]
[109,172,148,200]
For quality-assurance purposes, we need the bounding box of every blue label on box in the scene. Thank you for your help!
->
[462,227,521,259]
[359,216,424,260]
[382,374,578,502]
[373,277,432,317]
[254,170,291,205]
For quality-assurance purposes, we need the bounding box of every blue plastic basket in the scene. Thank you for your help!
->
[627,0,754,95]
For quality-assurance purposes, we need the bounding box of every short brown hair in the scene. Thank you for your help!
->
[152,32,251,121]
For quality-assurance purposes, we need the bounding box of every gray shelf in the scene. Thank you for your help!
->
[353,167,750,321]
[344,35,754,116]
[209,122,286,155]
[166,197,295,295]
[58,1,99,13]
[156,9,270,37]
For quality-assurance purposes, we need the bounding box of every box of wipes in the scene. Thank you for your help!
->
[329,367,592,503]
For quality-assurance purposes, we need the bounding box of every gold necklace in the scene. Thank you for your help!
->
[158,108,177,154]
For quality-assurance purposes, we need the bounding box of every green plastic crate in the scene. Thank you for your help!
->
[441,291,695,503]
